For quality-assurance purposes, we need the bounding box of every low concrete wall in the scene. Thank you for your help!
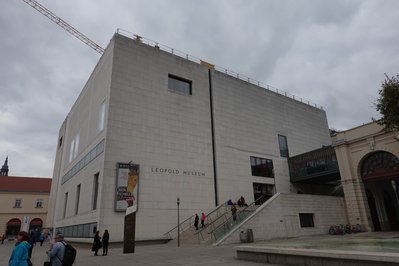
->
[218,193,347,245]
[236,246,399,266]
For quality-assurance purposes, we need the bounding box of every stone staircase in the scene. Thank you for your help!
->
[164,197,267,245]
[163,201,230,245]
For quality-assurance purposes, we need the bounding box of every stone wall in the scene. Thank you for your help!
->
[219,193,347,245]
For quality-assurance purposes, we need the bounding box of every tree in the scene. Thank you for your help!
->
[375,74,399,130]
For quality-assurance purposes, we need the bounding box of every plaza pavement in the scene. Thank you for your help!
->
[0,240,281,266]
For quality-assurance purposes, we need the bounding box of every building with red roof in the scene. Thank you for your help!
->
[0,158,52,239]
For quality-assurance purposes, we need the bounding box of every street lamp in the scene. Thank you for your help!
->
[177,197,180,247]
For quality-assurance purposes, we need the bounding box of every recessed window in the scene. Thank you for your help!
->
[278,135,289,158]
[98,100,106,133]
[58,137,63,149]
[168,74,192,95]
[299,213,314,228]
[250,156,274,178]
[14,199,22,208]
[92,173,99,210]
[35,199,43,208]
[63,192,68,218]
[75,184,81,215]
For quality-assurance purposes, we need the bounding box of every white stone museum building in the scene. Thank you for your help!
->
[46,31,351,243]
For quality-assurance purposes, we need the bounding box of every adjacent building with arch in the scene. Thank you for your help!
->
[333,122,399,232]
[0,168,52,239]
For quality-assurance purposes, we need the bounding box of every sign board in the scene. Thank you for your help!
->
[116,163,139,212]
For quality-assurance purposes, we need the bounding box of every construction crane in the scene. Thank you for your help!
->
[22,0,104,54]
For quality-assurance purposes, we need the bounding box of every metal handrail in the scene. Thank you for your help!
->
[209,195,267,237]
[115,28,323,110]
[194,211,228,236]
[163,214,195,239]
[162,201,228,239]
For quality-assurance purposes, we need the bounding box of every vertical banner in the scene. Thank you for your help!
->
[116,163,139,212]
[21,216,30,232]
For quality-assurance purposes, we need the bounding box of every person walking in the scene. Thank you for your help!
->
[102,230,109,256]
[8,231,31,266]
[92,230,102,256]
[27,231,35,259]
[39,232,45,246]
[201,212,206,228]
[231,205,237,221]
[194,214,199,230]
[46,233,66,266]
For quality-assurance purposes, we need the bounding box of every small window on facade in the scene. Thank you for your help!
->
[14,199,22,208]
[93,173,99,210]
[98,100,106,133]
[35,199,43,208]
[75,184,81,215]
[73,133,80,159]
[168,74,192,95]
[63,192,68,218]
[69,139,75,163]
[59,137,63,149]
[299,213,314,228]
[250,156,274,178]
[278,135,289,157]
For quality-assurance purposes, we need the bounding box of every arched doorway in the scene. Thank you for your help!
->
[361,151,399,231]
[29,218,43,232]
[6,218,21,237]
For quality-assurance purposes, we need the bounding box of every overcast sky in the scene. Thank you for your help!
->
[1,0,399,177]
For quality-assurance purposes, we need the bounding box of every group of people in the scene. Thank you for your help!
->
[193,212,206,230]
[8,229,110,265]
[8,231,68,266]
[227,196,247,221]
[91,230,110,256]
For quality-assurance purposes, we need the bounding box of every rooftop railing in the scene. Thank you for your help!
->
[115,28,323,110]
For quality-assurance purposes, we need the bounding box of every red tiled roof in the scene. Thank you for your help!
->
[0,176,52,193]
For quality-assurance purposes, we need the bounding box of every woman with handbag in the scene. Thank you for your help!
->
[91,231,102,256]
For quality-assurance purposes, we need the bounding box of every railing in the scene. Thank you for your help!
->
[162,201,228,240]
[115,28,323,110]
[210,196,266,243]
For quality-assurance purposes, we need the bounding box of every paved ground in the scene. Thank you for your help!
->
[0,240,280,266]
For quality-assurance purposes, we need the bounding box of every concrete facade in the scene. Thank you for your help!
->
[333,122,399,231]
[219,193,347,245]
[47,33,332,242]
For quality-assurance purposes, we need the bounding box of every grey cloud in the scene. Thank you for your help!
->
[1,0,399,176]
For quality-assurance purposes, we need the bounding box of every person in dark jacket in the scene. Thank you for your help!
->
[92,231,102,256]
[27,231,35,259]
[102,230,109,256]
[194,214,199,230]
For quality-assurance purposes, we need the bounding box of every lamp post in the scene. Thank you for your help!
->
[177,197,180,247]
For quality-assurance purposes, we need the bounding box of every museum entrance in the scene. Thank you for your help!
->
[253,183,274,205]
[6,218,21,237]
[361,151,399,231]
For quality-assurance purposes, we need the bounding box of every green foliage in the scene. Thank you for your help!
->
[376,74,399,130]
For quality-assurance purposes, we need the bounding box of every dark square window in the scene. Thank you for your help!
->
[278,135,289,157]
[299,213,314,227]
[250,156,274,178]
[168,74,192,95]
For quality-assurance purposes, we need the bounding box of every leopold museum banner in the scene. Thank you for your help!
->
[115,163,139,212]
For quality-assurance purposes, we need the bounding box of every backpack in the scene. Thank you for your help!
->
[57,241,77,266]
